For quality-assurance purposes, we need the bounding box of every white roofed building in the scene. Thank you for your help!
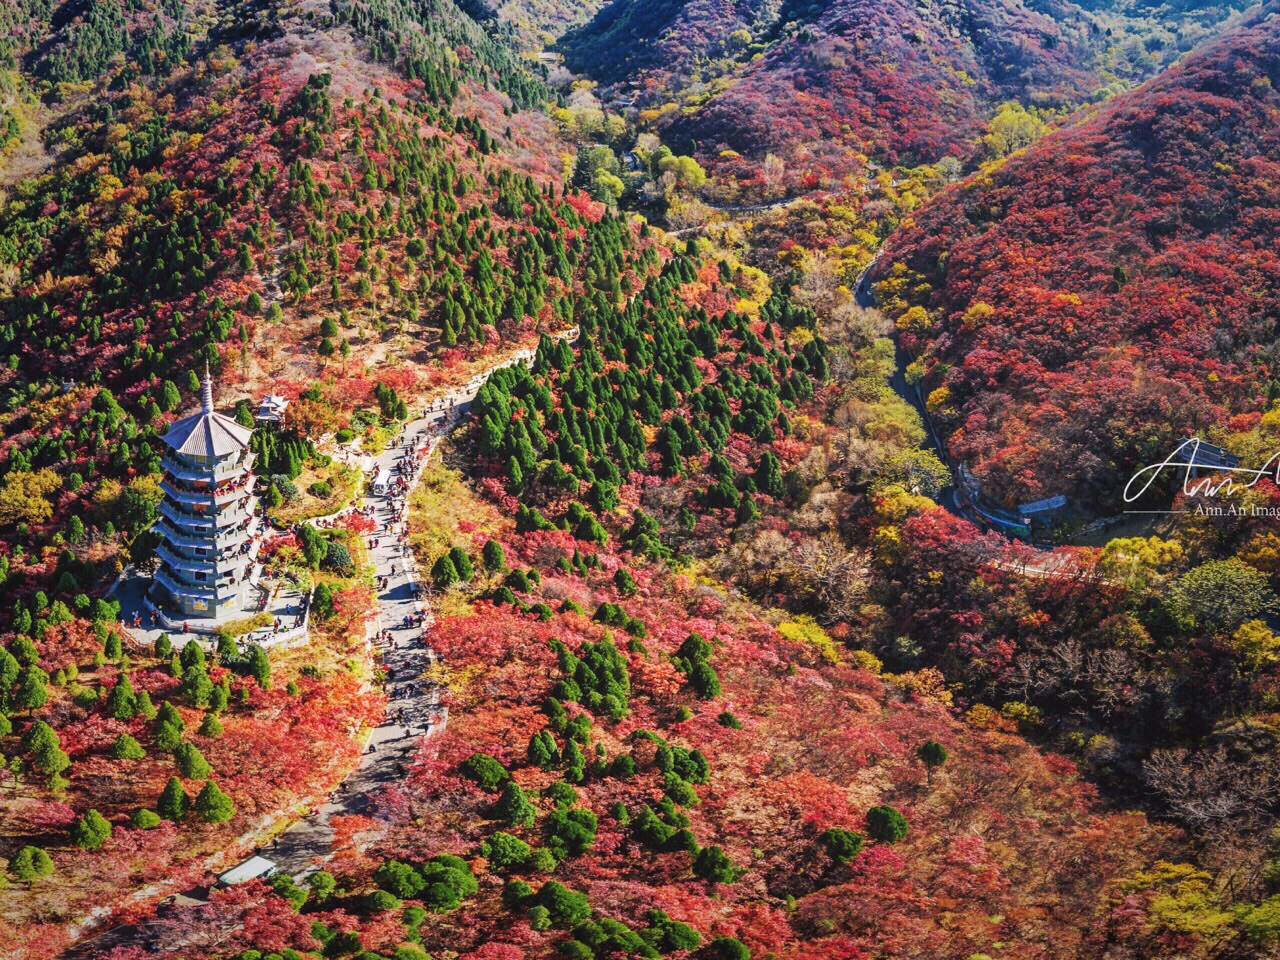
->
[255,394,290,427]
[217,856,278,886]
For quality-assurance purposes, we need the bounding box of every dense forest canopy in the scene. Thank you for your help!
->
[557,0,1253,186]
[0,0,1277,957]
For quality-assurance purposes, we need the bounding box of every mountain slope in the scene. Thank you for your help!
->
[877,3,1280,507]
[671,0,1103,166]
[0,0,578,943]
[3,0,1279,955]
[560,0,1256,192]
[560,0,777,87]
[462,0,607,53]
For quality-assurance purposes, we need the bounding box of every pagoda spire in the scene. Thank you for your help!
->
[201,361,214,414]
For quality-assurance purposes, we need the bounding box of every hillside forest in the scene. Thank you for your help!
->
[0,0,1278,959]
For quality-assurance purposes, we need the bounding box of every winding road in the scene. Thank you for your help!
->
[855,257,1074,564]
[666,196,801,237]
[857,254,945,465]
[705,196,798,214]
[855,253,957,514]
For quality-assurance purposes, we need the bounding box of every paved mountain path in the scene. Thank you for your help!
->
[265,401,458,877]
[225,354,554,875]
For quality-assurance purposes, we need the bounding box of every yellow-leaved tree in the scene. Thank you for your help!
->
[0,469,62,528]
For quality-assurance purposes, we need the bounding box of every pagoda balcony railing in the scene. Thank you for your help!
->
[158,499,253,532]
[160,452,255,485]
[161,466,254,495]
[154,566,216,604]
[161,475,256,508]
[155,515,261,552]
[156,560,252,598]
[155,541,257,579]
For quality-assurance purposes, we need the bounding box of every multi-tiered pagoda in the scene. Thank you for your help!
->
[149,367,261,621]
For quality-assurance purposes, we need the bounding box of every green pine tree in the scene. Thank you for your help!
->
[15,669,49,714]
[755,451,784,499]
[432,554,460,587]
[134,690,157,720]
[104,674,136,721]
[198,713,224,738]
[157,776,191,820]
[110,733,146,761]
[247,644,271,689]
[917,740,948,786]
[131,808,161,830]
[527,730,559,770]
[9,845,54,881]
[447,546,474,581]
[181,664,214,708]
[160,380,182,412]
[174,742,212,780]
[482,539,506,572]
[70,809,113,850]
[494,781,536,827]
[195,781,235,823]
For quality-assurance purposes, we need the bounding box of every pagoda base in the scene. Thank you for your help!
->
[112,563,310,648]
[145,581,267,635]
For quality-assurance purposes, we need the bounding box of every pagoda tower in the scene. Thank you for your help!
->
[149,366,261,620]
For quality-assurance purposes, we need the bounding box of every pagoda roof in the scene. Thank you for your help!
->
[162,367,253,458]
